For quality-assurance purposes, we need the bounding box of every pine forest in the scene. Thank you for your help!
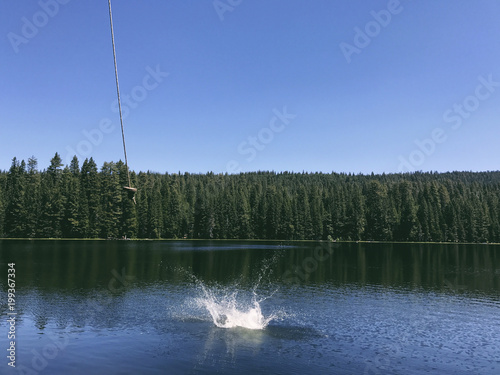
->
[1,153,500,243]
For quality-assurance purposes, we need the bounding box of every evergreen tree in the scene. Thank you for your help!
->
[164,180,183,238]
[4,158,27,237]
[148,176,163,238]
[25,156,40,237]
[38,153,64,237]
[365,180,390,240]
[99,162,122,238]
[310,185,324,240]
[80,158,100,237]
[193,186,214,239]
[417,195,431,241]
[278,189,294,240]
[117,161,137,238]
[0,173,5,238]
[136,172,150,238]
[236,186,252,239]
[61,164,81,237]
[396,181,418,241]
[296,185,312,239]
[265,185,280,239]
[345,184,365,240]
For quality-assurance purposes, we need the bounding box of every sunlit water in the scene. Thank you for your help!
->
[0,240,499,374]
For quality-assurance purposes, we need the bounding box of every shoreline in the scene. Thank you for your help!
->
[0,238,499,246]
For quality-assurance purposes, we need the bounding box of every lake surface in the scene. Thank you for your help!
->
[1,240,499,374]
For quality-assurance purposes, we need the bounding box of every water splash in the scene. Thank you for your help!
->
[193,251,282,330]
[195,283,277,330]
[171,250,285,330]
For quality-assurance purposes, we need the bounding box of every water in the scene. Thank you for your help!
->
[0,240,499,374]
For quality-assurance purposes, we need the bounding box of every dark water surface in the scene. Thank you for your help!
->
[0,240,499,374]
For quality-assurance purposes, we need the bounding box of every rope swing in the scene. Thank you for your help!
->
[108,0,137,204]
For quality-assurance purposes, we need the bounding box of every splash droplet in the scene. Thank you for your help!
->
[195,282,277,330]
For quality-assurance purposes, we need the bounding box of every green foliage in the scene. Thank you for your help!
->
[4,158,27,237]
[2,156,500,242]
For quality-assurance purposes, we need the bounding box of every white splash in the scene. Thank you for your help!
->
[180,252,284,330]
[195,283,277,330]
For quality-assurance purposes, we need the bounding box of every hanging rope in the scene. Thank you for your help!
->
[108,0,136,203]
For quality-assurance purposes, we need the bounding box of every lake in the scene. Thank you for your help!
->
[1,240,499,374]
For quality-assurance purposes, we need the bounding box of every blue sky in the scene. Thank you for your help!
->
[1,0,500,174]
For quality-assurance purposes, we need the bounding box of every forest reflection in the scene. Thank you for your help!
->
[2,240,498,293]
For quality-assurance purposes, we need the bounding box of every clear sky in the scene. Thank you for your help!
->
[1,0,500,174]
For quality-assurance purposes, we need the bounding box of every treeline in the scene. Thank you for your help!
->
[1,153,500,242]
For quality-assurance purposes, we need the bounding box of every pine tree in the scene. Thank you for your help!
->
[99,162,122,238]
[4,158,27,237]
[38,153,64,237]
[296,185,312,239]
[80,158,100,238]
[25,156,40,237]
[278,189,294,240]
[148,176,163,238]
[164,180,183,238]
[345,184,365,240]
[58,157,83,237]
[396,181,418,241]
[117,161,137,238]
[310,185,324,240]
[249,184,262,239]
[365,180,390,240]
[265,185,280,239]
[61,165,81,237]
[331,186,346,240]
[136,172,150,238]
[236,186,252,239]
[0,173,5,238]
[193,185,214,239]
